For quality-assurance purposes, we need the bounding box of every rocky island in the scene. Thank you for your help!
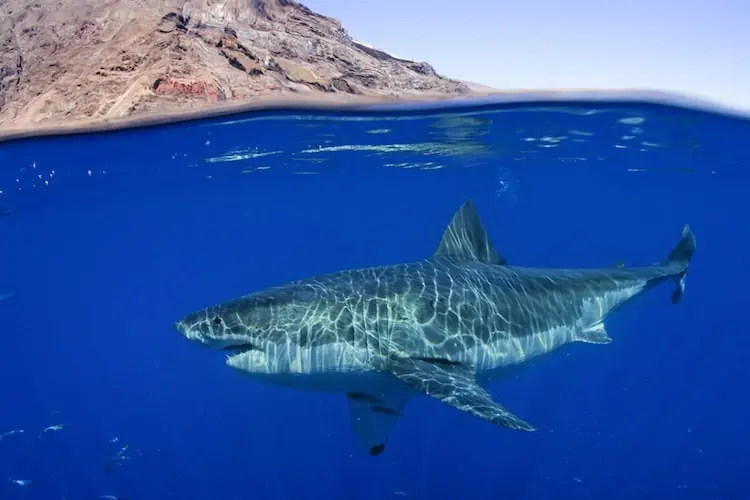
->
[0,0,489,135]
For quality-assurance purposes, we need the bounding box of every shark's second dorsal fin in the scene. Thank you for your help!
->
[433,200,506,265]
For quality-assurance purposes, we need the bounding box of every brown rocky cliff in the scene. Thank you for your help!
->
[0,0,474,130]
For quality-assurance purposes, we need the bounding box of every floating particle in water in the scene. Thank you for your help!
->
[39,424,65,437]
[205,148,283,163]
[556,157,587,163]
[618,116,646,125]
[105,443,143,473]
[109,436,120,444]
[495,166,519,202]
[383,161,441,170]
[299,142,487,157]
[569,129,594,137]
[539,135,567,144]
[0,428,24,440]
[8,477,33,486]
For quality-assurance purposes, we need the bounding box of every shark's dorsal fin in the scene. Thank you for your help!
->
[433,200,507,265]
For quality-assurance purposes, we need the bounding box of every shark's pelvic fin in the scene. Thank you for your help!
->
[664,224,696,304]
[577,322,613,344]
[346,392,406,456]
[434,200,507,265]
[387,357,535,431]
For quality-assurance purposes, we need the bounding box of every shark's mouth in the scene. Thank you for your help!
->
[221,343,259,356]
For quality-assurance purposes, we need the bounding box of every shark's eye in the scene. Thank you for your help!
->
[213,316,223,326]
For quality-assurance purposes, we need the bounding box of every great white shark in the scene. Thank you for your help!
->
[175,200,696,456]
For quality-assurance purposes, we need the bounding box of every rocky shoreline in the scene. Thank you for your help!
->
[0,0,478,132]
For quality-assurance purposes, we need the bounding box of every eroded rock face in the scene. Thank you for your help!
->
[0,0,474,129]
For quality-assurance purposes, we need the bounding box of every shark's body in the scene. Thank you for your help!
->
[175,200,696,455]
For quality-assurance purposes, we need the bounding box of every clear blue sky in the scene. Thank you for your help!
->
[303,0,749,110]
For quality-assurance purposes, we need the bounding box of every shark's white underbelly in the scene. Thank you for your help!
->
[225,341,382,393]
[473,324,579,382]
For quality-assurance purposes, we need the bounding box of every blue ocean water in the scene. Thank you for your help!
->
[1,96,749,500]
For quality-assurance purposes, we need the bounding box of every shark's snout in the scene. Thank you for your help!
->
[174,309,261,353]
[174,320,192,341]
[174,317,213,344]
[174,319,194,337]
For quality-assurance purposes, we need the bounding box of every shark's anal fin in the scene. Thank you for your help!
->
[346,392,405,456]
[434,200,507,265]
[577,322,612,344]
[387,357,535,431]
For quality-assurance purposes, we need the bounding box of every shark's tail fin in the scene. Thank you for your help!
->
[664,224,696,304]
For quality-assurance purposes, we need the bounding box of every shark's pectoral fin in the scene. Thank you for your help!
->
[346,392,406,456]
[387,357,535,431]
[577,323,612,344]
